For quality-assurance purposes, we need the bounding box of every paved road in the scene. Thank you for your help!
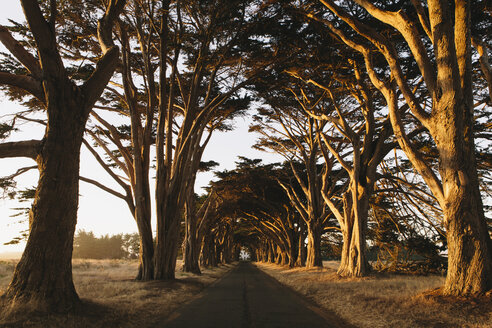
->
[164,262,335,328]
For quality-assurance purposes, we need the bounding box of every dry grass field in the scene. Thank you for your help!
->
[256,261,492,328]
[0,259,235,327]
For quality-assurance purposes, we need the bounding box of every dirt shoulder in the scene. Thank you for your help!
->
[255,261,492,328]
[0,259,237,328]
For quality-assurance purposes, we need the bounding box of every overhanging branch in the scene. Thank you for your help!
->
[0,139,41,159]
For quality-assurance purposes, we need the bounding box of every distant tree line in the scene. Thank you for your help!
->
[73,230,140,260]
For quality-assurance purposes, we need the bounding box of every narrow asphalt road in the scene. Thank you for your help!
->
[163,262,335,328]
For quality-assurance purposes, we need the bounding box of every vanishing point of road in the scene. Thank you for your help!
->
[164,262,345,328]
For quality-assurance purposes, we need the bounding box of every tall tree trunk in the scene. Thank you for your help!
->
[280,249,289,266]
[287,230,298,268]
[436,110,492,295]
[183,196,201,274]
[296,225,307,267]
[200,233,211,267]
[306,220,323,268]
[224,233,233,263]
[4,86,86,313]
[134,191,154,281]
[154,198,182,279]
[337,187,370,277]
[215,241,223,265]
[154,0,178,280]
[443,187,491,294]
[441,0,492,295]
[275,246,282,264]
[133,153,154,280]
[260,244,267,262]
[120,10,155,281]
[209,237,218,267]
[255,249,260,262]
[268,242,276,263]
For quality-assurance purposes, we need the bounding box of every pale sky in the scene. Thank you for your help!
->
[0,3,281,254]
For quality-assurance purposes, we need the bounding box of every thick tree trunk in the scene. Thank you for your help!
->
[268,242,276,263]
[209,241,218,267]
[287,230,298,268]
[3,86,86,313]
[444,196,492,294]
[437,122,492,295]
[183,228,201,273]
[306,220,323,268]
[154,0,179,281]
[154,195,182,279]
[439,4,492,292]
[200,234,211,267]
[296,226,307,267]
[134,175,154,280]
[255,249,260,262]
[280,250,289,266]
[215,242,223,265]
[130,107,154,281]
[154,231,180,279]
[337,189,370,277]
[135,208,154,281]
[183,197,201,274]
[275,246,282,264]
[222,239,232,264]
[208,239,219,267]
[260,244,266,262]
[202,233,218,267]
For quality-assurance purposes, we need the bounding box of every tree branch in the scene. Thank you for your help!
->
[0,139,41,159]
[472,37,492,102]
[20,0,64,77]
[0,72,44,102]
[315,1,431,126]
[80,176,127,200]
[82,0,127,111]
[0,25,42,78]
[352,0,436,92]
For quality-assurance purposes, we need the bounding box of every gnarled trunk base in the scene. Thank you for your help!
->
[442,173,492,295]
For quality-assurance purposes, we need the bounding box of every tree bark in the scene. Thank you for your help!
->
[154,199,182,279]
[135,191,154,281]
[287,229,298,268]
[337,189,370,277]
[131,156,154,280]
[306,220,323,268]
[296,225,307,267]
[440,0,492,295]
[4,82,86,313]
[268,242,275,263]
[183,196,201,274]
[434,90,492,294]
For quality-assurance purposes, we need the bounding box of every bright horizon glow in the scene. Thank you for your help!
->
[0,4,282,255]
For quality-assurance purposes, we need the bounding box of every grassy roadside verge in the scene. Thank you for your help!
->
[256,261,492,328]
[0,259,236,327]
